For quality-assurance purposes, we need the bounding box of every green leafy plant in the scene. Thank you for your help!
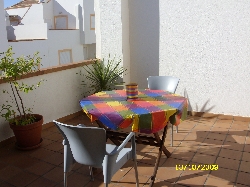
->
[0,46,43,125]
[80,56,127,95]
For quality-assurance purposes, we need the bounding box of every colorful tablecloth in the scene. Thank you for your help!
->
[80,89,188,134]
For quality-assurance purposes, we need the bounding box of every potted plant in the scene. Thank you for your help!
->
[0,46,44,150]
[79,55,127,95]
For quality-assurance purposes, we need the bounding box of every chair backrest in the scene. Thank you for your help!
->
[147,76,179,93]
[53,121,106,168]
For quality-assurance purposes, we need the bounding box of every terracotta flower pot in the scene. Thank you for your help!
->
[9,114,43,150]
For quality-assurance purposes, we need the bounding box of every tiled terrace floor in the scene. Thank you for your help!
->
[0,114,250,187]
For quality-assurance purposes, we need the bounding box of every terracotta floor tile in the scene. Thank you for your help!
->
[180,164,210,177]
[244,144,250,152]
[117,173,148,187]
[139,152,167,166]
[203,138,224,147]
[84,178,106,187]
[215,157,240,171]
[0,180,16,187]
[210,127,229,134]
[228,129,249,137]
[219,148,242,160]
[0,165,23,181]
[176,173,207,186]
[29,148,56,160]
[206,132,227,141]
[129,162,154,177]
[42,151,63,166]
[161,158,189,169]
[43,167,64,183]
[26,161,55,176]
[225,135,246,145]
[171,150,196,161]
[192,125,212,132]
[11,155,40,169]
[213,121,232,129]
[44,141,63,152]
[149,179,174,187]
[191,153,217,165]
[196,146,221,156]
[44,132,63,141]
[209,168,237,183]
[239,160,250,173]
[205,176,235,186]
[26,177,57,187]
[242,152,250,162]
[222,141,245,151]
[0,114,247,187]
[7,171,39,187]
[231,123,249,130]
[217,115,234,120]
[236,171,250,185]
[156,167,183,182]
[235,183,250,187]
[67,172,92,187]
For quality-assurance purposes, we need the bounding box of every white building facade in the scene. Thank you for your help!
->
[2,0,96,68]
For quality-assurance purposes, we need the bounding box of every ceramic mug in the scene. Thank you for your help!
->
[125,83,138,99]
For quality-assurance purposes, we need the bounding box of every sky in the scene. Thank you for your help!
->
[4,0,21,8]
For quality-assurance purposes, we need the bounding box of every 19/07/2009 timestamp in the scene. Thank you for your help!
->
[176,164,219,171]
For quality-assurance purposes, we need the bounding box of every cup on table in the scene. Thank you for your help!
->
[125,83,138,99]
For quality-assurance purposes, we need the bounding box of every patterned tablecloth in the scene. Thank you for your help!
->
[80,89,188,134]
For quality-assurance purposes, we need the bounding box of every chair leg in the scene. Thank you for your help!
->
[64,172,67,187]
[171,123,174,146]
[89,166,94,181]
[176,125,178,133]
[134,159,139,187]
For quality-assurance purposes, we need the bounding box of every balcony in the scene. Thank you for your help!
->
[0,62,249,186]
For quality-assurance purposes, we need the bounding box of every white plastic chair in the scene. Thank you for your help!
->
[147,76,180,146]
[53,120,139,187]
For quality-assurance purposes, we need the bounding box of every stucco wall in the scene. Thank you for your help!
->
[96,0,250,117]
[0,1,8,53]
[95,0,123,60]
[128,0,159,86]
[159,1,250,116]
[0,66,88,142]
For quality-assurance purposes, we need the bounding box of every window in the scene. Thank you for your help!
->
[90,14,95,30]
[54,15,68,29]
[58,49,73,65]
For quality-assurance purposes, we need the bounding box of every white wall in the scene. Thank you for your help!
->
[128,0,159,86]
[0,1,8,53]
[42,0,54,29]
[82,0,95,44]
[0,66,89,142]
[8,29,96,68]
[6,7,29,20]
[47,29,84,66]
[54,0,81,29]
[95,0,123,60]
[6,23,48,40]
[159,1,250,117]
[96,0,250,117]
[20,4,44,25]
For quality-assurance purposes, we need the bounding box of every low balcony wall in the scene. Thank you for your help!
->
[7,23,48,41]
[0,61,93,143]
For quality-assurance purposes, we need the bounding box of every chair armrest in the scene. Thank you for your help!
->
[107,132,135,156]
[77,124,86,127]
